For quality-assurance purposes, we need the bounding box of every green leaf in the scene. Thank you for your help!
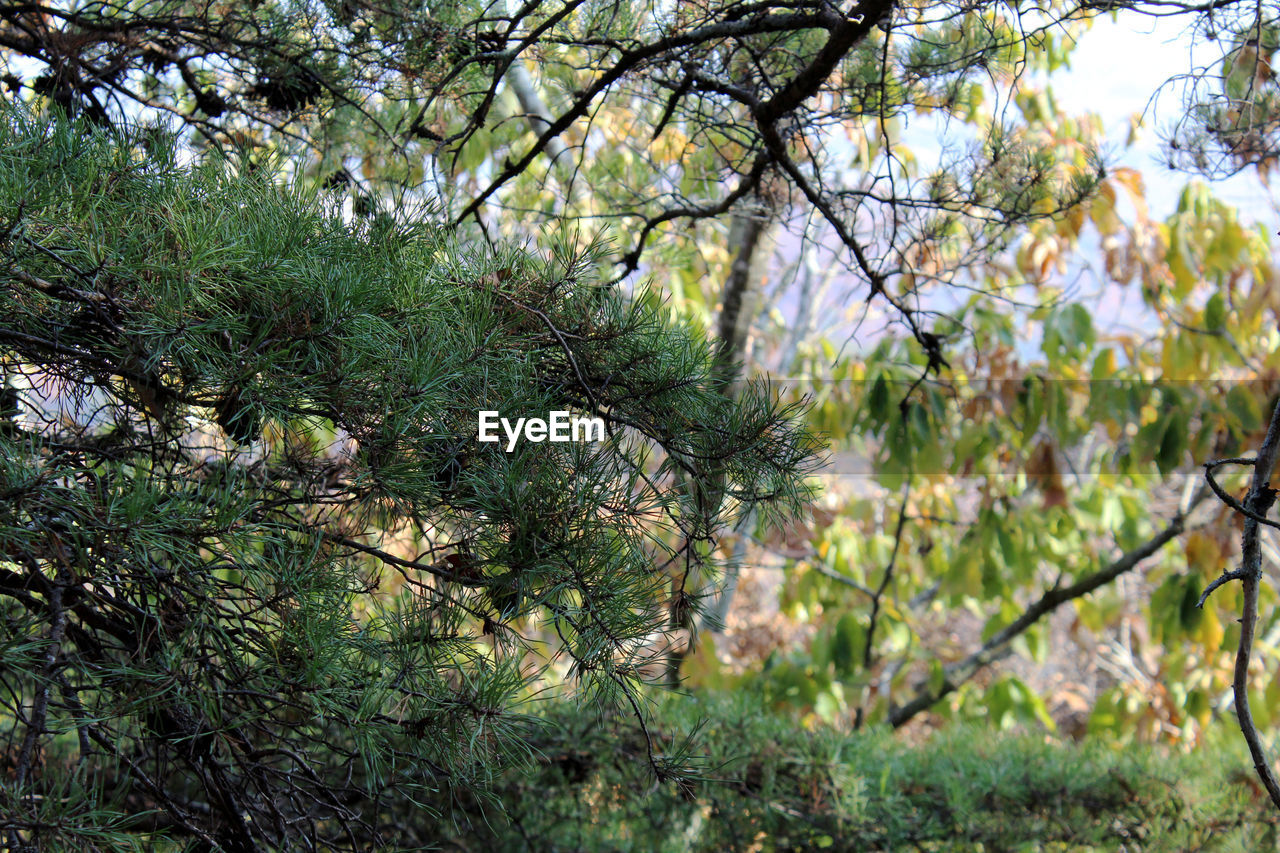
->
[928,659,947,694]
[1156,411,1186,476]
[832,612,863,678]
[997,526,1019,572]
[1227,384,1262,434]
[868,374,891,425]
[1205,292,1226,330]
[1179,577,1204,632]
[1068,302,1095,350]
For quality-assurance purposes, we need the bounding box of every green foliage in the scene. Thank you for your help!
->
[4,0,1280,841]
[0,106,820,849]
[428,692,1280,851]
[750,162,1280,741]
[1168,11,1280,178]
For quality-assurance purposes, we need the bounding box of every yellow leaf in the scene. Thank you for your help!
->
[1184,532,1222,579]
[1194,604,1224,651]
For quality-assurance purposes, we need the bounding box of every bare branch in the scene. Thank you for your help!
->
[1208,396,1280,810]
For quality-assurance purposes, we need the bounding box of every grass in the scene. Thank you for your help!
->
[430,690,1280,852]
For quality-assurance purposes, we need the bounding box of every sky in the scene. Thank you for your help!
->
[796,11,1280,368]
[1047,12,1277,226]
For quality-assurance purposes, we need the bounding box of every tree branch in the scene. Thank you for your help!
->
[889,490,1206,727]
[1206,396,1280,810]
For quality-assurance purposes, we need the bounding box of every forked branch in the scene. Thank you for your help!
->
[1199,397,1280,811]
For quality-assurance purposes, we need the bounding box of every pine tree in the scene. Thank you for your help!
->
[0,106,820,850]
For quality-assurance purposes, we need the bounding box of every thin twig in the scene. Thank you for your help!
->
[14,572,68,792]
[1211,397,1280,810]
[864,481,911,671]
[812,563,878,599]
[1202,456,1280,530]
